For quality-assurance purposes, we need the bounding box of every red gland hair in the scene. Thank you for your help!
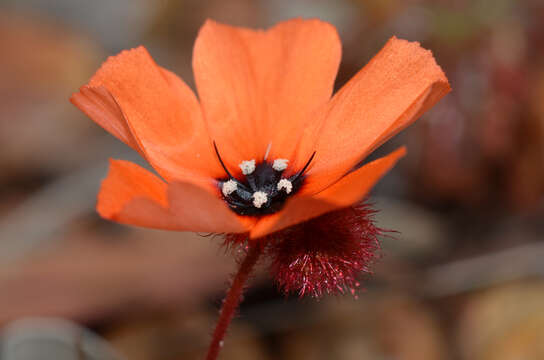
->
[225,204,384,298]
[225,203,383,298]
[267,203,382,298]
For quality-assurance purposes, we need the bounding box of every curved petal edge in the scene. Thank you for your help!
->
[299,36,450,195]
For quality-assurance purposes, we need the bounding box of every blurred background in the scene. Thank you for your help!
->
[1,0,544,359]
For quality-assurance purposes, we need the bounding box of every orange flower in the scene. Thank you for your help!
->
[71,19,450,239]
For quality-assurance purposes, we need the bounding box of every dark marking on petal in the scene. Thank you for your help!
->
[214,143,316,216]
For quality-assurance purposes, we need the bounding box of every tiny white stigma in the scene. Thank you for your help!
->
[252,191,268,208]
[222,179,237,196]
[239,159,256,175]
[272,159,289,171]
[264,142,272,160]
[277,179,293,194]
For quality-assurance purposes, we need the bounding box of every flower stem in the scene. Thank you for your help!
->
[205,243,262,360]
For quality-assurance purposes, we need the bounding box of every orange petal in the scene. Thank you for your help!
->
[250,147,406,238]
[297,37,450,195]
[193,18,341,173]
[97,159,168,221]
[70,85,141,154]
[98,159,253,233]
[80,46,223,181]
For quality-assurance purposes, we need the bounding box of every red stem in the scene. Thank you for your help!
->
[205,243,262,360]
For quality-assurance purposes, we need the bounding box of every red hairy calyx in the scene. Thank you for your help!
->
[268,204,382,297]
[228,203,383,298]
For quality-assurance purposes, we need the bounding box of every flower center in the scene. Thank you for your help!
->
[214,142,315,216]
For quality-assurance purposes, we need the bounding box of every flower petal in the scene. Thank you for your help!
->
[250,147,406,239]
[97,159,168,221]
[70,85,142,154]
[297,37,450,194]
[98,159,253,233]
[76,46,223,181]
[193,18,341,172]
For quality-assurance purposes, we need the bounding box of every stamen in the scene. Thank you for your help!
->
[222,179,237,196]
[277,179,293,194]
[272,159,289,171]
[239,160,256,175]
[217,150,310,215]
[252,191,268,208]
[291,151,316,183]
[213,141,235,179]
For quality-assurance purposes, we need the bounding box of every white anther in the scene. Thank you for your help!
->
[252,191,268,208]
[239,159,256,175]
[277,179,293,194]
[272,159,289,171]
[222,180,237,196]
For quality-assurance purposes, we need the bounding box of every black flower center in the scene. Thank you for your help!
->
[214,142,315,216]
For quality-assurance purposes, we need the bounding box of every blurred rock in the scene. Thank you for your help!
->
[373,197,448,258]
[375,296,447,360]
[457,281,544,360]
[1,318,123,360]
[0,12,104,181]
[106,309,268,360]
[282,294,446,360]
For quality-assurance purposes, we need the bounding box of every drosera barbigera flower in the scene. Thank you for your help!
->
[71,18,450,360]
